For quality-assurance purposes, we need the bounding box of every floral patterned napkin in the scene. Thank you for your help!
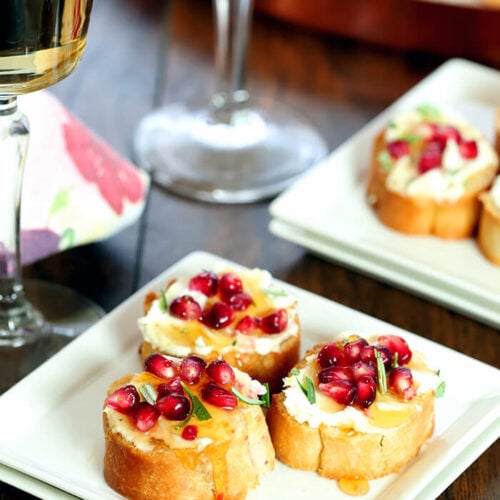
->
[17,90,149,265]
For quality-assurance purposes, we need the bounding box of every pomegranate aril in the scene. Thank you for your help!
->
[180,355,207,384]
[133,402,160,432]
[437,125,461,143]
[206,359,235,385]
[359,345,392,369]
[189,271,219,296]
[343,338,369,364]
[203,301,234,329]
[319,379,356,406]
[144,353,180,380]
[218,272,243,296]
[351,361,377,381]
[225,292,253,311]
[156,379,183,397]
[377,334,412,365]
[387,140,410,159]
[317,342,344,368]
[388,366,416,400]
[459,139,478,159]
[156,393,191,421]
[169,295,202,321]
[202,382,238,410]
[318,366,353,384]
[181,424,198,441]
[235,315,259,334]
[105,385,140,414]
[354,376,377,408]
[418,149,442,174]
[260,308,288,334]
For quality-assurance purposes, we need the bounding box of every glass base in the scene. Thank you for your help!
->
[0,280,105,392]
[133,97,328,203]
[0,280,104,348]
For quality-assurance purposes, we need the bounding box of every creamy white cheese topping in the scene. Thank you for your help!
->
[104,406,214,452]
[384,108,498,201]
[138,268,298,356]
[283,350,441,432]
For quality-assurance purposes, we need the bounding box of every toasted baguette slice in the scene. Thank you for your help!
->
[367,106,499,238]
[103,360,274,500]
[267,335,441,482]
[478,177,500,265]
[138,268,300,393]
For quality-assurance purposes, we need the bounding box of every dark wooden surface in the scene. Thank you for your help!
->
[1,0,499,498]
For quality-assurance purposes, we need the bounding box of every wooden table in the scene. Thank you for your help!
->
[1,0,498,498]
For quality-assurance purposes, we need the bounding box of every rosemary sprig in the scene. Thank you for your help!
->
[139,383,158,405]
[160,290,168,311]
[291,368,316,404]
[180,381,212,422]
[375,350,387,394]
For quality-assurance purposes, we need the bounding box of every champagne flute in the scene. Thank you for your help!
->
[134,0,327,204]
[0,0,102,354]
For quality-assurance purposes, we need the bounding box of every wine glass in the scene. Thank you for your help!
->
[133,0,328,204]
[0,0,102,359]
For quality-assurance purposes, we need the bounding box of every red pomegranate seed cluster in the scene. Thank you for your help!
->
[167,271,289,335]
[385,122,479,175]
[105,354,242,436]
[316,335,416,409]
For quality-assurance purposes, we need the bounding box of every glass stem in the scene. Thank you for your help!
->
[211,0,253,123]
[0,97,32,328]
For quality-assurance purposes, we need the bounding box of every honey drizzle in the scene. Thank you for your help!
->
[150,270,287,353]
[338,477,370,496]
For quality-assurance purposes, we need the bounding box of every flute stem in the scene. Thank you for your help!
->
[211,0,253,123]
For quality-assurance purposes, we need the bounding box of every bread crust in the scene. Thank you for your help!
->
[103,374,274,500]
[367,131,498,238]
[266,342,436,480]
[267,391,434,480]
[478,189,500,265]
[477,111,500,264]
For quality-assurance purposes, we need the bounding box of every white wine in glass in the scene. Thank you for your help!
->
[0,0,102,353]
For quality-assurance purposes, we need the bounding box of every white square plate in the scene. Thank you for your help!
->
[0,251,498,499]
[269,58,500,328]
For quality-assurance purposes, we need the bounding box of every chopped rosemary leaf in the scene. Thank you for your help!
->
[375,350,387,394]
[401,133,420,144]
[435,380,446,398]
[180,381,212,421]
[160,290,168,311]
[391,352,399,368]
[296,375,316,405]
[260,383,271,408]
[417,103,441,120]
[140,384,158,406]
[261,287,288,297]
[304,377,316,404]
[232,387,265,406]
[377,150,393,171]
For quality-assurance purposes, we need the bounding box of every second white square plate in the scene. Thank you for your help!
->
[269,58,500,328]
